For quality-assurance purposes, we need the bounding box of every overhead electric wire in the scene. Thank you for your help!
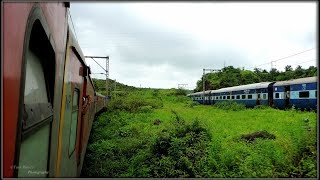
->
[68,9,78,41]
[249,47,315,70]
[290,59,316,67]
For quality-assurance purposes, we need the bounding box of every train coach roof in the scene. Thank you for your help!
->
[211,82,272,93]
[188,90,211,96]
[274,76,317,86]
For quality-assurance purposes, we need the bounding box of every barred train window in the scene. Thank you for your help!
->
[275,93,279,99]
[248,95,252,99]
[232,96,235,99]
[299,91,309,98]
[242,95,246,99]
[227,96,230,99]
[236,95,240,99]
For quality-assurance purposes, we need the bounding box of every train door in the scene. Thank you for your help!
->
[56,36,85,177]
[16,19,56,177]
[268,83,275,106]
[284,85,290,108]
[77,69,89,174]
[256,89,261,105]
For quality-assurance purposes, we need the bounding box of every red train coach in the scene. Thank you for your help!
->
[95,92,107,113]
[3,2,105,177]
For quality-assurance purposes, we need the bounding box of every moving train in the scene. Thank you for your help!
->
[187,76,317,110]
[3,2,107,178]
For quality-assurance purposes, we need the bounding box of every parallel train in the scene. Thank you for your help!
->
[3,2,106,178]
[187,76,317,110]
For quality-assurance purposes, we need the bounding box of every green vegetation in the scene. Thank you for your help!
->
[82,88,317,178]
[194,65,317,92]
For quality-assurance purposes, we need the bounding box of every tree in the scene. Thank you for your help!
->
[294,65,305,78]
[285,65,293,72]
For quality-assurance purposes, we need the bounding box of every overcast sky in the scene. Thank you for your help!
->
[70,2,317,89]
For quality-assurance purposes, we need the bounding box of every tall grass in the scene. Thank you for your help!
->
[82,89,317,178]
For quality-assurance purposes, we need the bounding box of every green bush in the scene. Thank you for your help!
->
[175,88,187,96]
[213,101,246,111]
[254,105,270,109]
[138,105,153,113]
[149,117,211,178]
[106,93,163,112]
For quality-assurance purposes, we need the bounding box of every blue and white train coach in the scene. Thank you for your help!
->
[188,76,317,110]
[211,82,274,107]
[272,77,317,110]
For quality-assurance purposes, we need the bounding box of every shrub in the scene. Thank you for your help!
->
[175,89,187,96]
[149,116,211,178]
[254,105,269,109]
[138,105,153,113]
[213,101,246,111]
[106,93,163,112]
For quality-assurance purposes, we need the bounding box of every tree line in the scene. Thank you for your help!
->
[194,65,317,92]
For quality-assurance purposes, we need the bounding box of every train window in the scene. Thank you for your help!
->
[69,88,79,156]
[275,93,279,99]
[232,95,235,99]
[242,95,246,99]
[248,95,252,99]
[18,19,55,177]
[227,96,230,99]
[236,95,240,99]
[223,96,226,99]
[263,94,267,99]
[299,91,309,98]
[257,94,260,99]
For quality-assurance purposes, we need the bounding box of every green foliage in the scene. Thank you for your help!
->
[82,87,317,178]
[92,78,137,95]
[146,115,211,178]
[175,88,188,96]
[106,92,163,112]
[213,101,246,111]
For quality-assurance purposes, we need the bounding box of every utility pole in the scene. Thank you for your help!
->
[114,79,116,99]
[85,56,109,97]
[178,84,188,89]
[202,68,220,104]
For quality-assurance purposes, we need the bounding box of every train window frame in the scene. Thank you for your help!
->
[17,12,56,177]
[275,93,279,99]
[299,91,310,98]
[248,95,252,99]
[227,96,230,99]
[263,94,267,99]
[232,95,235,99]
[236,95,240,99]
[223,96,226,99]
[242,95,246,99]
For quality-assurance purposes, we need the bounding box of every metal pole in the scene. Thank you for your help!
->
[106,57,109,97]
[84,55,109,96]
[202,68,220,105]
[203,69,205,104]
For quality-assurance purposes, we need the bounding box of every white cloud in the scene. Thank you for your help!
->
[70,2,317,89]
